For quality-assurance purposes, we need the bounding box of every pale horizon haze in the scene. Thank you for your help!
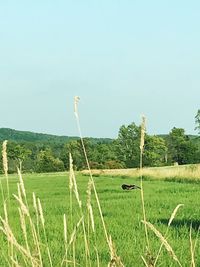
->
[1,1,200,138]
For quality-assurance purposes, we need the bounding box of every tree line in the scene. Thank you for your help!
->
[1,110,200,173]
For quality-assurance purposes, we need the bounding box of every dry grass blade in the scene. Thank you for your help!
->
[18,208,26,243]
[10,256,23,267]
[33,192,40,235]
[3,202,8,223]
[37,198,53,267]
[2,140,9,200]
[3,201,13,266]
[73,95,124,265]
[190,225,195,267]
[63,214,68,267]
[94,246,100,267]
[68,155,73,226]
[17,168,26,199]
[142,220,182,267]
[37,198,45,227]
[69,153,81,208]
[108,236,124,267]
[73,96,111,251]
[2,140,8,177]
[154,204,184,266]
[88,205,95,233]
[140,115,146,152]
[13,194,29,216]
[64,214,67,245]
[139,115,150,253]
[18,206,35,267]
[17,183,22,203]
[69,154,73,190]
[74,96,80,118]
[0,217,39,266]
[168,204,184,227]
[193,225,200,254]
[87,179,95,232]
[61,216,83,266]
[14,171,43,266]
[86,179,92,208]
[68,216,83,247]
[69,154,90,265]
[141,256,149,267]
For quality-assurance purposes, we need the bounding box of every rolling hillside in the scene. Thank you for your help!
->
[0,128,113,144]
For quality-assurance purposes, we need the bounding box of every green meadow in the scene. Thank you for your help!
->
[0,172,199,266]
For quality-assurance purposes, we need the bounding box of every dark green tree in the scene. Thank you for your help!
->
[8,143,32,172]
[167,127,197,165]
[88,143,117,169]
[60,140,86,170]
[36,148,65,172]
[115,123,141,168]
[143,135,167,167]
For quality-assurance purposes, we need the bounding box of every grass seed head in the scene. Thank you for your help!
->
[37,198,45,227]
[140,115,146,152]
[168,204,184,227]
[17,168,26,198]
[142,220,182,266]
[69,153,81,208]
[74,96,80,118]
[13,194,29,216]
[69,153,73,190]
[2,140,8,177]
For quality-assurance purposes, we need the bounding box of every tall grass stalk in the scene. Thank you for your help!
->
[61,216,83,266]
[37,197,53,267]
[18,207,32,265]
[3,202,14,267]
[154,204,184,266]
[68,156,75,266]
[69,158,73,223]
[0,216,39,266]
[190,225,195,267]
[193,225,200,260]
[142,220,182,267]
[2,140,9,201]
[63,214,68,267]
[73,240,76,267]
[69,153,90,267]
[33,192,40,237]
[16,169,43,266]
[139,116,150,252]
[74,96,123,265]
[2,141,13,266]
[189,223,200,267]
[74,98,110,243]
[86,179,100,267]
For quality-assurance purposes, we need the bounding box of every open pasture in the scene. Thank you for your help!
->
[0,172,199,266]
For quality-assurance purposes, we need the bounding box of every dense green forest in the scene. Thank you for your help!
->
[0,119,200,174]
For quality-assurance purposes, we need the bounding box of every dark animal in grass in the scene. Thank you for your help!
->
[121,184,141,190]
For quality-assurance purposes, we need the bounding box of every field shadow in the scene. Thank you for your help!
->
[158,218,200,231]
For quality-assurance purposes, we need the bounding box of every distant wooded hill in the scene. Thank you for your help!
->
[0,128,198,144]
[0,126,199,174]
[0,128,113,144]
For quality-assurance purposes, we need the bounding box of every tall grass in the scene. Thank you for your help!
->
[81,164,200,182]
[74,96,124,267]
[0,98,199,266]
[139,115,150,255]
[2,140,8,202]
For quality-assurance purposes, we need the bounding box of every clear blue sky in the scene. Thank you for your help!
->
[0,1,200,138]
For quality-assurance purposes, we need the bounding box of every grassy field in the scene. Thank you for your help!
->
[0,172,200,266]
[82,164,200,182]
